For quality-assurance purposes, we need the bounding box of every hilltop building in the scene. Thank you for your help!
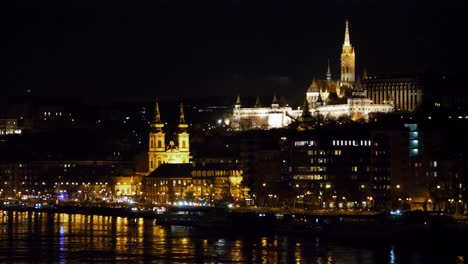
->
[231,20,394,131]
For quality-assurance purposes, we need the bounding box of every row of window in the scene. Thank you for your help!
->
[332,140,371,146]
[150,140,188,149]
[294,140,317,147]
[295,166,327,172]
[307,150,342,156]
[293,175,327,180]
[192,170,242,177]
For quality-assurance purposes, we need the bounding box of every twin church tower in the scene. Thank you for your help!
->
[148,100,190,172]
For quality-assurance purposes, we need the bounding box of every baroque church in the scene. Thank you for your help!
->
[143,100,246,204]
[231,20,394,131]
[148,100,190,172]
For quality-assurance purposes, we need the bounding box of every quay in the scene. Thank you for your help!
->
[1,203,467,242]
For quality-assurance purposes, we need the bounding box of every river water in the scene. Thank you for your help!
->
[0,210,465,263]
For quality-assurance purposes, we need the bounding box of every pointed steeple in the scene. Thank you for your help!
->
[151,98,164,131]
[179,100,186,124]
[154,98,161,123]
[235,94,241,105]
[352,78,366,98]
[341,19,355,83]
[234,93,242,109]
[271,93,279,108]
[272,93,278,104]
[178,100,188,132]
[326,59,331,81]
[354,78,363,91]
[254,96,261,108]
[344,19,351,46]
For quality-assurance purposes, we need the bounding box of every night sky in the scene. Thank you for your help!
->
[2,1,466,103]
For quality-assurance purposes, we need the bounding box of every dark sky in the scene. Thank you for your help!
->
[2,1,466,103]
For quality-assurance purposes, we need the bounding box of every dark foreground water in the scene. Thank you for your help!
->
[0,210,465,263]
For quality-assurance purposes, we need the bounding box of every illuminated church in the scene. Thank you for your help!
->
[231,20,394,131]
[148,100,190,172]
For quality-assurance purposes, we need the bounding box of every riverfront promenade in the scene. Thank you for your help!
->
[2,202,468,243]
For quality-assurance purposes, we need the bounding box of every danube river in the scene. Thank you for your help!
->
[0,210,465,263]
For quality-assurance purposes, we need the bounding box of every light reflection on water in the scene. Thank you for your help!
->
[0,210,465,263]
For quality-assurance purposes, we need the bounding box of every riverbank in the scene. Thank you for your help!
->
[0,204,158,218]
[2,204,467,242]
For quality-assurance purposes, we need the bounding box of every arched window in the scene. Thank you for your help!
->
[182,141,186,148]
[150,158,154,169]
[157,140,162,148]
[150,140,154,148]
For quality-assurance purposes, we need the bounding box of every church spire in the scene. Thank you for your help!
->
[179,100,186,124]
[255,96,261,108]
[272,93,278,104]
[326,59,331,81]
[271,93,279,108]
[151,98,164,131]
[235,94,241,105]
[344,19,350,46]
[340,19,355,83]
[154,98,161,123]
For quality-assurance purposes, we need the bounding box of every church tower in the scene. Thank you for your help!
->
[234,94,241,109]
[340,20,355,84]
[177,101,190,157]
[148,100,191,173]
[148,99,165,172]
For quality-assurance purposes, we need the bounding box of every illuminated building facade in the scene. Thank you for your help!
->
[143,163,243,204]
[231,20,393,131]
[362,77,423,111]
[232,94,295,130]
[148,100,190,172]
[0,160,126,200]
[284,127,374,209]
[0,119,22,135]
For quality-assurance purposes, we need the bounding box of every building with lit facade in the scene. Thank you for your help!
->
[143,163,243,204]
[283,126,375,210]
[147,100,190,172]
[0,160,129,201]
[0,119,22,135]
[231,20,394,131]
[143,100,245,205]
[362,77,424,112]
